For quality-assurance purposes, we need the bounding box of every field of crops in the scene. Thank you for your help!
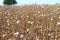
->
[0,5,60,40]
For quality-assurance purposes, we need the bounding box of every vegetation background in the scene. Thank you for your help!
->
[0,0,60,40]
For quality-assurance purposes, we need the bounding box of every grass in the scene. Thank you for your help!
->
[49,5,60,9]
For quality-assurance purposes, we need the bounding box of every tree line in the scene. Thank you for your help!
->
[3,0,17,5]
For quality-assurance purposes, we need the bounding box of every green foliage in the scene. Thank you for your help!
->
[49,5,60,9]
[3,0,17,5]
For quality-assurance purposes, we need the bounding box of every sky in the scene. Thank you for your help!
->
[0,0,60,5]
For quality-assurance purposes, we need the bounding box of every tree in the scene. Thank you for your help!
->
[3,0,17,5]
